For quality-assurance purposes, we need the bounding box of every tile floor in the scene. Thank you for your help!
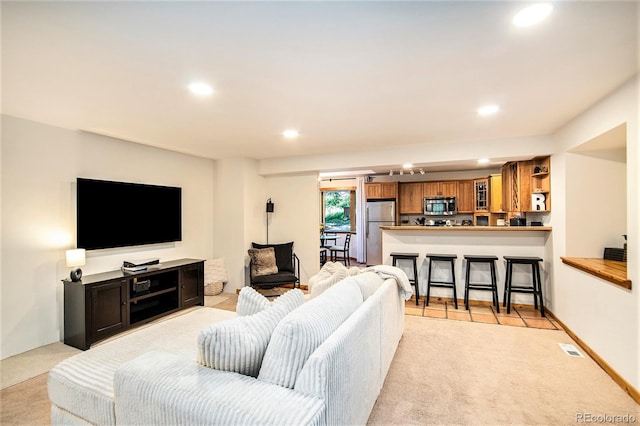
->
[405,297,562,330]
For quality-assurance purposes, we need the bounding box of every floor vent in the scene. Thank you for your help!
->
[559,343,584,357]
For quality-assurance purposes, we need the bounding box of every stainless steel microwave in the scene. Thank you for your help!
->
[424,196,457,215]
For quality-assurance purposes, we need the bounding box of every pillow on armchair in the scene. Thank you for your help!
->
[248,247,278,277]
[252,242,294,272]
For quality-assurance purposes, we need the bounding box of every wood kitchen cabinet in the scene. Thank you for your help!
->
[456,180,474,213]
[398,182,424,214]
[489,174,503,212]
[502,156,551,214]
[530,156,551,212]
[423,181,457,197]
[365,182,397,200]
[474,178,489,212]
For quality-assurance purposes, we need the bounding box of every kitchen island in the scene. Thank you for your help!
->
[380,225,553,306]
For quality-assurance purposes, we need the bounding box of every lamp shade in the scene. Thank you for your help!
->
[66,249,86,267]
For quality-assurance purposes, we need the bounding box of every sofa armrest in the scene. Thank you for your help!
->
[114,351,324,425]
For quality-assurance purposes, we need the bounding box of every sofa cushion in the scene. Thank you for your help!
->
[236,287,271,316]
[257,279,363,389]
[350,271,385,300]
[310,267,347,298]
[248,247,278,277]
[197,289,304,377]
[252,242,294,272]
[237,287,305,316]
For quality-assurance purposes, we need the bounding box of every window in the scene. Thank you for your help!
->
[322,189,356,232]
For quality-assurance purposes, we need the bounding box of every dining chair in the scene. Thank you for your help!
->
[329,233,351,266]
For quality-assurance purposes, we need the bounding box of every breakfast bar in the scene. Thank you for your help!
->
[380,225,553,306]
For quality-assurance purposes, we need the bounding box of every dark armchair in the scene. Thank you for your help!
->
[248,242,300,289]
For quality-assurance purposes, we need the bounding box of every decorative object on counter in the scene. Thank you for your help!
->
[531,221,543,226]
[509,217,527,226]
[66,248,86,282]
[496,219,506,226]
[461,220,473,226]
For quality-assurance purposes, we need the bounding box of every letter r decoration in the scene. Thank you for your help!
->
[532,193,546,211]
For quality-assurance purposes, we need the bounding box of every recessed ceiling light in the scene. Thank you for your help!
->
[477,104,500,116]
[282,129,299,139]
[188,82,213,96]
[513,3,553,27]
[478,158,490,164]
[402,163,413,169]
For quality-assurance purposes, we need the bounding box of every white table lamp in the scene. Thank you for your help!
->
[66,249,86,282]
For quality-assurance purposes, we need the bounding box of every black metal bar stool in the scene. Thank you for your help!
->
[503,256,545,316]
[390,252,420,306]
[463,255,499,312]
[425,254,458,309]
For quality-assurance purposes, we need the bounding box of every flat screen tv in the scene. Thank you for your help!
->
[77,178,182,250]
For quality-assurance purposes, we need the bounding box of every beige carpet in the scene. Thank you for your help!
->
[367,315,639,425]
[2,313,638,425]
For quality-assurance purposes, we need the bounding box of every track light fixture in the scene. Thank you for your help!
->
[410,170,414,175]
[389,170,393,176]
[399,170,403,176]
[420,169,425,175]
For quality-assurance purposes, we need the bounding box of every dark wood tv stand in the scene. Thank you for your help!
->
[62,258,204,350]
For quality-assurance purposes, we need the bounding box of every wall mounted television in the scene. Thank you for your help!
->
[77,178,182,250]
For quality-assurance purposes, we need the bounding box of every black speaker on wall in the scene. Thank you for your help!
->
[266,198,274,213]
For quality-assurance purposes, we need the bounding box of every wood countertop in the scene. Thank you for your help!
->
[381,225,552,232]
[561,257,630,289]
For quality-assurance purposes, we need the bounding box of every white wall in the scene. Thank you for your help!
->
[266,174,320,283]
[551,76,639,390]
[1,115,216,359]
[566,153,627,256]
[212,157,267,293]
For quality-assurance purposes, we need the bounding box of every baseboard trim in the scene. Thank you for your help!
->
[544,308,640,405]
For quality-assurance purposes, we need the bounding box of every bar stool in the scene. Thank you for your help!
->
[463,255,499,312]
[503,256,545,316]
[425,254,458,309]
[390,252,420,306]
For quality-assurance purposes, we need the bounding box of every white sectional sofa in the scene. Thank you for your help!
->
[48,267,410,425]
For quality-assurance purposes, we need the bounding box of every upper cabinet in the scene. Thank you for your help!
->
[423,181,457,197]
[502,156,551,213]
[399,180,470,214]
[398,182,424,214]
[456,180,474,213]
[473,178,489,212]
[489,174,503,212]
[365,182,398,200]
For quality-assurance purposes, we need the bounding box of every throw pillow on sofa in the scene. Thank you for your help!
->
[197,289,304,377]
[257,279,364,388]
[236,286,305,317]
[236,287,271,316]
[248,247,278,277]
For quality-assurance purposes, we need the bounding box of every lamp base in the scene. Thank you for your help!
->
[70,268,83,282]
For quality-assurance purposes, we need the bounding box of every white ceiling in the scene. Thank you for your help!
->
[2,1,638,167]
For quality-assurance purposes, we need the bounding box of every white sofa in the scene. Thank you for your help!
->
[48,268,409,425]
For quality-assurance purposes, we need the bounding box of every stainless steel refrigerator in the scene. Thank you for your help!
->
[366,200,396,265]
